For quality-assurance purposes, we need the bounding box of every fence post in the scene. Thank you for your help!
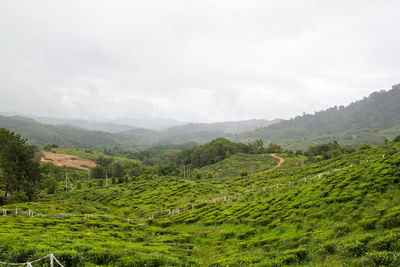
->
[50,254,54,267]
[27,262,33,267]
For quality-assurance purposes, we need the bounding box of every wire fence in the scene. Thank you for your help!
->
[0,254,63,267]
[0,149,398,266]
[1,150,399,224]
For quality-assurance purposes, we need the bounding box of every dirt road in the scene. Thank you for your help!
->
[256,153,285,174]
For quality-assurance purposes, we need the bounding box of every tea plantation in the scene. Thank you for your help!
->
[1,143,400,266]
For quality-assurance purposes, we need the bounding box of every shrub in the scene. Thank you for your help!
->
[55,250,85,266]
[377,207,400,229]
[369,231,400,251]
[237,228,256,239]
[359,218,378,230]
[97,180,103,187]
[333,222,351,237]
[318,241,337,256]
[279,248,307,264]
[366,251,395,266]
[340,240,367,257]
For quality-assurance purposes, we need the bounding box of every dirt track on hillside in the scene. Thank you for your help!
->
[41,151,96,171]
[256,153,285,174]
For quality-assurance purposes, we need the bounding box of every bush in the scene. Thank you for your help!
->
[359,218,378,230]
[279,248,307,264]
[377,207,400,229]
[333,222,351,237]
[97,180,103,187]
[239,171,248,177]
[340,240,367,257]
[366,251,395,266]
[369,232,400,251]
[55,250,85,266]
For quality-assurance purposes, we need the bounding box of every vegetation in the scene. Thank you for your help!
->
[1,86,398,151]
[241,85,400,150]
[0,128,41,200]
[197,153,279,178]
[1,138,399,265]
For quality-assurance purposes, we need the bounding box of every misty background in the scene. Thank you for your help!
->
[0,0,399,124]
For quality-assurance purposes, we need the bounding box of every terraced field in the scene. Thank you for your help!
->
[197,153,279,177]
[1,143,400,266]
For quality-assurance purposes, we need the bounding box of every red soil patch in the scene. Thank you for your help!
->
[41,151,96,171]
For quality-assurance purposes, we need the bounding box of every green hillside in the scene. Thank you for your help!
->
[0,115,119,148]
[1,142,399,266]
[241,85,400,150]
[197,153,279,178]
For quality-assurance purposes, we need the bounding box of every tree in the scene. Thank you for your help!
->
[91,166,106,179]
[0,128,41,200]
[248,139,265,154]
[265,143,282,153]
[111,162,124,178]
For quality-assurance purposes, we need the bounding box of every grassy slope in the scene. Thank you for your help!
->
[1,143,400,266]
[197,153,279,177]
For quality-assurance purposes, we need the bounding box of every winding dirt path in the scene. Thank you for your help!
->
[256,153,285,174]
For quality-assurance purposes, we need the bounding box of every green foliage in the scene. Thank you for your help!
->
[0,128,41,200]
[199,153,279,178]
[176,137,250,169]
[1,142,400,266]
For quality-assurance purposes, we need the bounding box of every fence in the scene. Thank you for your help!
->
[1,150,399,223]
[0,254,63,267]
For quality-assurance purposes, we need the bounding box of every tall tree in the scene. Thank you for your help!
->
[0,128,41,200]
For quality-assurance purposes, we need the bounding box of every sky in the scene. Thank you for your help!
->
[0,0,399,123]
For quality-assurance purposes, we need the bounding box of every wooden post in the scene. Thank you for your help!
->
[50,254,54,267]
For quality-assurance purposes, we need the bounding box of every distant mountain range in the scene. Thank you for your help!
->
[239,84,400,150]
[0,112,183,132]
[0,114,280,149]
[1,84,399,150]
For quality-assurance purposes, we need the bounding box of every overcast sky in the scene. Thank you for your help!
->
[0,0,399,123]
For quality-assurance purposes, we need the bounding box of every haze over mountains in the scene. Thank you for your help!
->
[0,84,399,150]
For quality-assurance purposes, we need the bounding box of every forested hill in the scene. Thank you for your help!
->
[0,116,278,149]
[1,85,399,150]
[241,84,400,149]
[0,115,120,148]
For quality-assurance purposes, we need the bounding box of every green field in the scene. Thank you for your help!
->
[1,143,400,266]
[196,153,279,178]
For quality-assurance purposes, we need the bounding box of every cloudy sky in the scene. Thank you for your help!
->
[0,0,399,123]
